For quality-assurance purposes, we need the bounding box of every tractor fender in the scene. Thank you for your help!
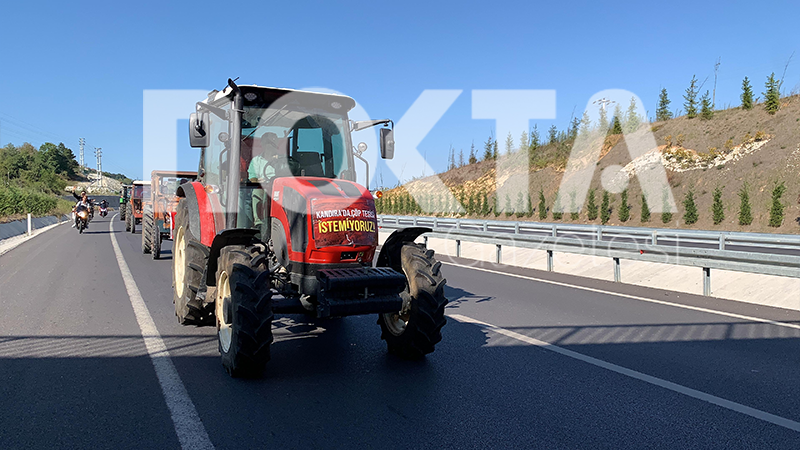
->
[177,182,216,247]
[376,227,432,272]
[205,229,260,286]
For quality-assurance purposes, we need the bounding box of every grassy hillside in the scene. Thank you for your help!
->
[378,96,800,234]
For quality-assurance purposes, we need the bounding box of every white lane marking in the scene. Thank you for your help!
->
[449,313,800,433]
[109,214,215,450]
[443,261,800,331]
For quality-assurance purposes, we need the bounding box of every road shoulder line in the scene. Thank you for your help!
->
[449,313,800,433]
[108,214,214,450]
[444,261,800,331]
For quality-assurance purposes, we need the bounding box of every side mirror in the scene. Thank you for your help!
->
[189,112,210,148]
[379,127,394,160]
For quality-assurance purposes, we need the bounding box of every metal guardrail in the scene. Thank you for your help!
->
[377,215,800,296]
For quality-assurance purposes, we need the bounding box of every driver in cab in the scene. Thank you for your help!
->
[248,132,296,227]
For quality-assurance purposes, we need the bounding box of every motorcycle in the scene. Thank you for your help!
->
[75,204,90,234]
[99,204,108,217]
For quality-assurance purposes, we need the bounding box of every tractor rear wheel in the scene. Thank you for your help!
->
[378,244,447,359]
[125,206,132,232]
[151,224,161,260]
[119,204,126,221]
[172,199,212,325]
[129,206,136,234]
[142,205,153,254]
[216,244,273,378]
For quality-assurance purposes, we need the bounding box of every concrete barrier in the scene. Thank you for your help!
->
[0,215,65,241]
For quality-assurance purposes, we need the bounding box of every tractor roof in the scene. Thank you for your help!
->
[204,84,356,112]
[133,180,151,186]
[150,170,197,178]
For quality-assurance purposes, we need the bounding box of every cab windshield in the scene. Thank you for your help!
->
[241,106,351,180]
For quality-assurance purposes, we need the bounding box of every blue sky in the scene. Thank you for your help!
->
[1,0,798,186]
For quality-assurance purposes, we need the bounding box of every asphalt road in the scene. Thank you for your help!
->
[2,214,800,449]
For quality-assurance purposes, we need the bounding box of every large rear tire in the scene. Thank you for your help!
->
[151,225,161,260]
[129,205,136,234]
[216,245,273,378]
[119,204,126,221]
[378,244,447,359]
[142,205,153,254]
[172,198,212,325]
[125,206,132,232]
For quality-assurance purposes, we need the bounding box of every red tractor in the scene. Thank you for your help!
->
[173,80,447,377]
[125,180,150,234]
[142,170,198,259]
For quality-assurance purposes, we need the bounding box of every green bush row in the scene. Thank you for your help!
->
[0,186,60,216]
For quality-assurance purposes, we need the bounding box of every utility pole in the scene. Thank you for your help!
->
[95,147,103,189]
[79,138,85,168]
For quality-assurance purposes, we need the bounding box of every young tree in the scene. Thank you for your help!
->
[547,125,558,144]
[684,75,699,119]
[519,131,529,153]
[504,193,513,217]
[656,88,672,122]
[493,140,499,159]
[586,189,598,220]
[618,189,630,222]
[505,132,514,155]
[578,111,592,137]
[769,181,787,227]
[515,192,525,218]
[600,191,611,224]
[661,189,673,224]
[569,191,579,221]
[552,194,563,220]
[526,192,534,217]
[538,189,547,220]
[741,76,754,110]
[712,186,725,225]
[568,116,581,140]
[624,97,641,133]
[481,192,490,216]
[468,142,477,165]
[483,136,494,161]
[530,125,540,150]
[738,183,753,225]
[458,149,465,168]
[683,190,698,224]
[764,72,781,114]
[700,90,714,120]
[641,193,651,222]
[448,146,456,170]
[598,105,609,133]
[611,104,624,135]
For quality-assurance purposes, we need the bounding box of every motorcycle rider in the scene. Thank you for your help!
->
[72,191,92,229]
[99,199,109,217]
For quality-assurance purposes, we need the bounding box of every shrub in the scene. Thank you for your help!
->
[700,91,714,120]
[619,189,630,222]
[661,189,673,224]
[641,193,651,222]
[738,183,753,225]
[763,72,780,115]
[684,75,699,118]
[586,189,598,220]
[712,186,725,225]
[552,194,563,220]
[769,181,786,227]
[683,190,698,225]
[600,191,611,224]
[569,191,579,220]
[504,193,513,217]
[538,190,547,220]
[741,76,754,110]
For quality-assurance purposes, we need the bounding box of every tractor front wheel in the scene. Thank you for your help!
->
[216,245,273,378]
[378,244,447,359]
[172,199,211,325]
